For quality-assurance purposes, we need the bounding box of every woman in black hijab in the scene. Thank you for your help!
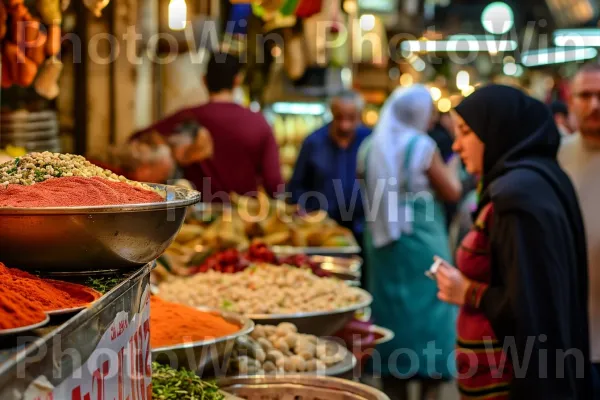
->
[434,85,592,399]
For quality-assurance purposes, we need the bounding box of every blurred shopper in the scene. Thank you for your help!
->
[131,51,283,200]
[438,85,592,399]
[559,63,600,393]
[428,111,455,162]
[358,85,461,400]
[287,91,370,236]
[551,100,574,137]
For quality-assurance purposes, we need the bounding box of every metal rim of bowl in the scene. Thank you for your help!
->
[0,314,50,336]
[151,307,255,353]
[218,374,390,399]
[246,288,372,321]
[0,183,201,215]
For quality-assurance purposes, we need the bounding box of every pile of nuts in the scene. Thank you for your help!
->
[0,152,157,192]
[230,323,346,375]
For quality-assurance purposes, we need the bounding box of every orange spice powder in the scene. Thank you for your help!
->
[150,296,240,348]
[0,263,99,312]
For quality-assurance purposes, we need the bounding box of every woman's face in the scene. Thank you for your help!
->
[451,111,485,175]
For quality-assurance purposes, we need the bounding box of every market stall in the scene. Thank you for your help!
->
[0,151,390,399]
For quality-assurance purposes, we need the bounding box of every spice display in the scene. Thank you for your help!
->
[0,176,164,207]
[230,323,345,375]
[150,296,240,348]
[190,242,330,278]
[152,362,224,400]
[158,264,365,315]
[0,152,157,192]
[0,286,47,330]
[172,194,356,252]
[0,263,100,312]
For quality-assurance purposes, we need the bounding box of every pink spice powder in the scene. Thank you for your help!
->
[0,177,164,207]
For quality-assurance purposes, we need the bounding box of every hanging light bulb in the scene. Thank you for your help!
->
[456,70,470,90]
[168,0,187,31]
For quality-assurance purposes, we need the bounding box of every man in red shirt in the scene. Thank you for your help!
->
[132,52,283,202]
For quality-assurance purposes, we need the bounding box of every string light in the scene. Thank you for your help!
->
[438,98,452,113]
[168,0,187,31]
[400,73,414,87]
[429,86,442,101]
[456,71,470,90]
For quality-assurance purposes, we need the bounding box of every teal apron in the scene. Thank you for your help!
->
[363,135,457,379]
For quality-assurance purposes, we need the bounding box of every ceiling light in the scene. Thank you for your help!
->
[554,29,600,47]
[521,47,598,67]
[481,2,514,35]
[401,39,517,53]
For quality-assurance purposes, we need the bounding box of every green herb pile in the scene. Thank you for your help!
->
[85,276,126,294]
[152,362,224,400]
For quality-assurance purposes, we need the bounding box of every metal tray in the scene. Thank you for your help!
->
[0,315,50,337]
[230,337,356,378]
[271,241,361,256]
[311,255,362,285]
[0,183,201,271]
[0,264,152,399]
[247,289,372,337]
[218,375,390,400]
[152,308,254,376]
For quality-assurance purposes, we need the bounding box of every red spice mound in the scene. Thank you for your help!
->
[0,263,100,312]
[0,286,47,330]
[150,296,240,348]
[0,176,164,207]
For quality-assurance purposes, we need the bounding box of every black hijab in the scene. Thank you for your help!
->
[455,85,561,210]
[455,85,592,399]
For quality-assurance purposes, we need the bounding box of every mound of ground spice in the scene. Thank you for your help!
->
[0,263,100,312]
[150,296,240,348]
[0,286,47,330]
[0,176,164,207]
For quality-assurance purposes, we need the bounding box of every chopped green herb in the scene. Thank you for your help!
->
[222,299,233,311]
[152,362,224,400]
[85,276,126,294]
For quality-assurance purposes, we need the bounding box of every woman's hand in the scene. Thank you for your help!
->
[435,258,472,306]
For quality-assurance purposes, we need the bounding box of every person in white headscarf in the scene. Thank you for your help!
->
[358,85,462,400]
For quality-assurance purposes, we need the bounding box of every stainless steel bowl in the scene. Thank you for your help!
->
[152,308,254,376]
[0,183,201,272]
[219,375,390,400]
[247,289,373,336]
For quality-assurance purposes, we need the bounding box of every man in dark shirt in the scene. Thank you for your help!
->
[287,91,370,236]
[132,52,283,201]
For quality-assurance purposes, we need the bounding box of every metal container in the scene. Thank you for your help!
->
[0,110,61,152]
[0,264,152,400]
[272,240,362,256]
[247,289,372,336]
[152,308,254,376]
[0,183,201,271]
[219,375,390,400]
[312,255,362,285]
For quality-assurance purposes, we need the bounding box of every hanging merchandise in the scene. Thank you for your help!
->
[82,0,110,17]
[294,0,322,18]
[0,2,6,40]
[227,3,252,35]
[304,0,346,67]
[34,57,62,99]
[283,27,307,80]
[279,0,300,16]
[0,0,63,90]
[37,0,61,24]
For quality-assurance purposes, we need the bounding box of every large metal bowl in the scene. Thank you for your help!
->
[152,308,254,376]
[219,375,390,400]
[247,289,373,337]
[0,183,201,272]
